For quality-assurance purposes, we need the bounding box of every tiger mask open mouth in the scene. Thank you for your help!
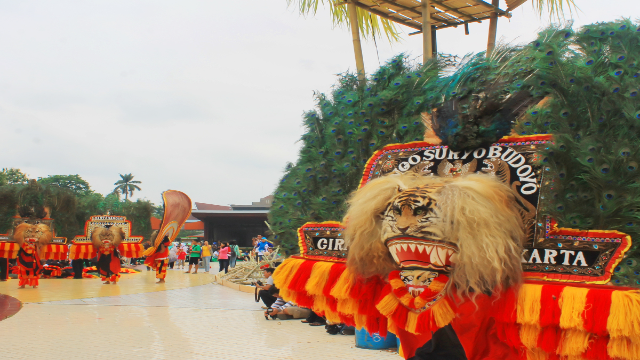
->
[344,173,525,300]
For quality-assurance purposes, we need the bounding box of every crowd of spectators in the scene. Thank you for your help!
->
[0,234,272,281]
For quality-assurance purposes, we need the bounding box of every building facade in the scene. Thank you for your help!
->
[190,196,272,247]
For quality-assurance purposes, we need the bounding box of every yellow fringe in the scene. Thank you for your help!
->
[559,286,589,330]
[142,246,156,257]
[406,311,419,334]
[314,295,328,313]
[525,347,548,360]
[337,298,359,316]
[389,278,405,289]
[280,288,295,303]
[312,295,341,323]
[330,268,355,300]
[354,313,368,329]
[607,290,640,341]
[377,292,400,317]
[518,284,543,326]
[304,261,335,296]
[432,300,456,328]
[557,329,590,356]
[400,292,414,304]
[520,324,541,349]
[608,335,640,360]
[428,279,447,293]
[272,258,305,290]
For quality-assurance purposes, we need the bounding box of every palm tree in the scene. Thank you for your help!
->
[532,0,577,19]
[113,174,141,200]
[286,0,400,43]
[286,0,576,42]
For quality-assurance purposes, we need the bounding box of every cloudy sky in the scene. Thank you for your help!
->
[0,0,635,206]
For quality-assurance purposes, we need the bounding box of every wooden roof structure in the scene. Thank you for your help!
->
[340,0,522,33]
[336,0,528,81]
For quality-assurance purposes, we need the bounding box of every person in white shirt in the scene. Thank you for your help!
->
[256,268,276,307]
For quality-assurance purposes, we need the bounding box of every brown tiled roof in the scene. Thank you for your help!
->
[194,202,232,211]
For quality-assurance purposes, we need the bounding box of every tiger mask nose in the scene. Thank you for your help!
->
[398,226,410,233]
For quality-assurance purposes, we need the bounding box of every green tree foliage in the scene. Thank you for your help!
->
[286,0,400,42]
[508,20,640,286]
[113,173,142,200]
[0,186,19,233]
[38,174,91,196]
[269,20,640,287]
[269,55,446,252]
[152,204,164,219]
[269,50,536,252]
[1,168,29,185]
[117,199,153,240]
[0,174,153,240]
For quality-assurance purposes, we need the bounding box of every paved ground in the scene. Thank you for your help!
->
[0,267,398,359]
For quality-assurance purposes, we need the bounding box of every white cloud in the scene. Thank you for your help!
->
[0,0,635,206]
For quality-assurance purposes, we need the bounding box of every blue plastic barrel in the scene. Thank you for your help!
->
[355,328,398,349]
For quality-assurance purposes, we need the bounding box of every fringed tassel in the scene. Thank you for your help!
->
[607,336,640,360]
[415,309,436,334]
[330,268,355,300]
[289,260,316,293]
[583,288,613,335]
[606,290,640,360]
[295,291,316,309]
[432,298,456,328]
[607,290,640,341]
[304,261,335,296]
[559,287,589,330]
[520,324,541,349]
[524,347,548,360]
[273,258,305,290]
[518,284,543,326]
[540,284,563,328]
[537,326,559,354]
[583,334,610,360]
[390,304,409,333]
[557,329,590,357]
[376,284,398,317]
[322,263,346,297]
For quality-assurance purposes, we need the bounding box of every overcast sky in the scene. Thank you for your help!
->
[0,0,636,207]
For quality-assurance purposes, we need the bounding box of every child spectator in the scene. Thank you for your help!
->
[176,248,186,269]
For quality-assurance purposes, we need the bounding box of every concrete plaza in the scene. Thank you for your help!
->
[0,267,398,360]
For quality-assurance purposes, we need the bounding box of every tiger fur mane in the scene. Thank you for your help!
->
[343,173,525,300]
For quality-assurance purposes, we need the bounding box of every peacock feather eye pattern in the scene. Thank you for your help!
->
[268,21,640,286]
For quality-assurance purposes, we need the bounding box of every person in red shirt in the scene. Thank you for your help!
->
[176,246,187,269]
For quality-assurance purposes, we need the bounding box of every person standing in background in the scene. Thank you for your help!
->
[0,256,9,281]
[218,242,230,274]
[176,247,186,269]
[185,240,201,274]
[229,240,240,268]
[256,237,271,262]
[201,241,212,272]
[168,244,178,269]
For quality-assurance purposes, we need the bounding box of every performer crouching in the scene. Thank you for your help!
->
[14,223,52,289]
[144,236,170,283]
[93,226,124,285]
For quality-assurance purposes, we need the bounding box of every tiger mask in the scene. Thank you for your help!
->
[91,226,124,254]
[13,223,53,256]
[344,173,524,300]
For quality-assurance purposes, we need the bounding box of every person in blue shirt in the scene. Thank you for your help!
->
[255,237,271,261]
